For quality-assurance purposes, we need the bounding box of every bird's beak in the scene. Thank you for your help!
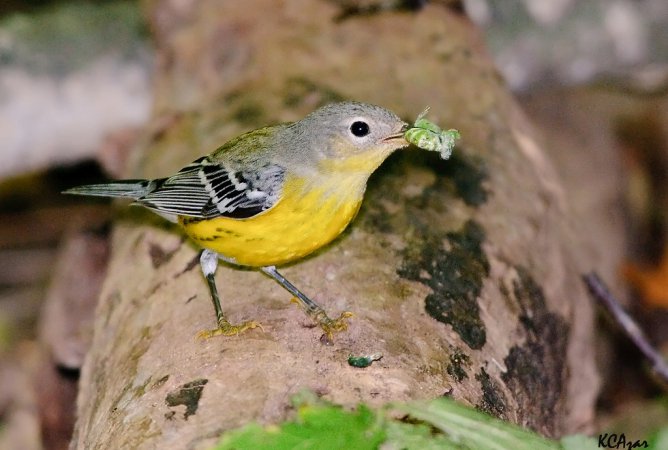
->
[383,124,409,144]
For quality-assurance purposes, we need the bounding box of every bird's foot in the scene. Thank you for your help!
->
[196,318,262,339]
[290,298,353,343]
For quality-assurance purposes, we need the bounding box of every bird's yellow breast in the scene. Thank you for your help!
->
[179,174,364,267]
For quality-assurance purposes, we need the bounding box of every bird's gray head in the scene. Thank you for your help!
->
[288,102,409,162]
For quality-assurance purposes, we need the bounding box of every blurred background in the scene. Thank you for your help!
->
[0,0,667,448]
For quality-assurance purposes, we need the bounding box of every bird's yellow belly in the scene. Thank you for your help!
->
[179,177,363,267]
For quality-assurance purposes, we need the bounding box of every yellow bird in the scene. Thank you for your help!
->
[65,102,409,340]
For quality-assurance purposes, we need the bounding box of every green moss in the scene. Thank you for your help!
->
[398,220,489,349]
[446,348,470,382]
[165,378,209,420]
[501,266,569,435]
[475,368,507,419]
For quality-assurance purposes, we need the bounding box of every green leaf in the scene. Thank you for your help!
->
[646,427,668,449]
[560,434,599,450]
[214,403,385,450]
[214,394,599,450]
[383,420,464,450]
[392,398,560,450]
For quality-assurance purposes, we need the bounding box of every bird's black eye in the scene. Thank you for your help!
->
[350,121,370,137]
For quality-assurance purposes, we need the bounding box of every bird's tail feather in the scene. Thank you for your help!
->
[62,179,153,200]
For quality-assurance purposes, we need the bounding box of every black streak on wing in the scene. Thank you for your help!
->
[137,157,285,220]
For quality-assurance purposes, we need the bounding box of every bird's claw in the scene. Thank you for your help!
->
[196,319,263,339]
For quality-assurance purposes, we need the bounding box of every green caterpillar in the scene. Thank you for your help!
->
[404,107,460,160]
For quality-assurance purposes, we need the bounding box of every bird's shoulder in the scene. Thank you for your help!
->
[208,124,289,165]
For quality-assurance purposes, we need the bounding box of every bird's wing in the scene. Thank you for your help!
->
[137,156,286,219]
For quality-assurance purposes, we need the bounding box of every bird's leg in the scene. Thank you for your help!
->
[196,249,261,339]
[261,266,352,342]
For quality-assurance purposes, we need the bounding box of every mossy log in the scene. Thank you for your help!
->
[71,1,619,448]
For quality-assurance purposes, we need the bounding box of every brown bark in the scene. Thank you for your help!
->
[70,1,621,448]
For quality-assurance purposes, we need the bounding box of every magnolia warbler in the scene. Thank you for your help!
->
[64,102,414,340]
